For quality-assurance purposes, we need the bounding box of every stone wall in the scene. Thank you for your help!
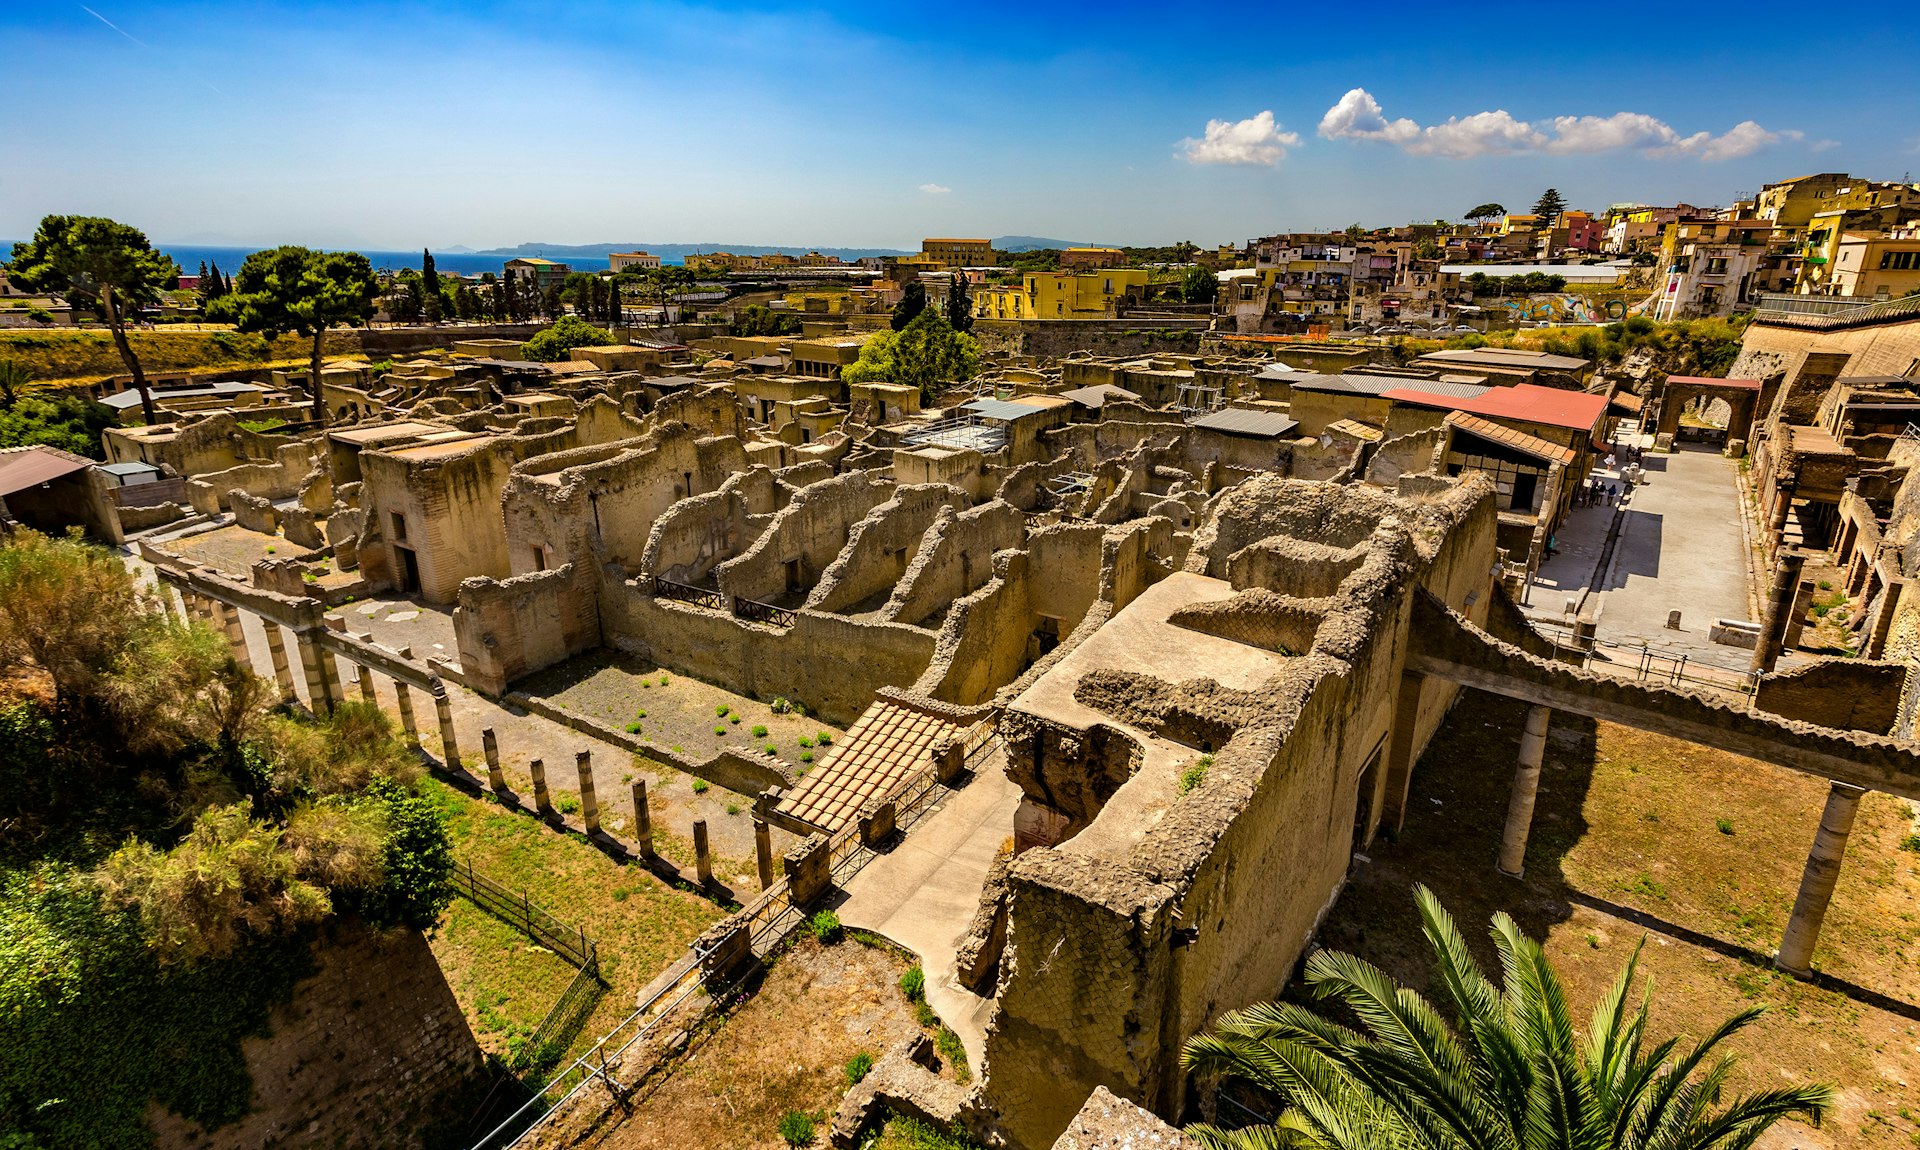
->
[147,924,484,1150]
[715,471,894,605]
[1735,315,1920,397]
[1756,658,1906,735]
[806,484,972,614]
[453,562,601,696]
[974,319,1209,360]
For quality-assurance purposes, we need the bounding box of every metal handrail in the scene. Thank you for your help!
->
[733,596,797,627]
[652,575,726,611]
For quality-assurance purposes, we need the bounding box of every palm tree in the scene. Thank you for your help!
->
[1182,886,1832,1150]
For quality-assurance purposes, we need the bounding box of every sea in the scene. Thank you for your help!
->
[0,243,673,277]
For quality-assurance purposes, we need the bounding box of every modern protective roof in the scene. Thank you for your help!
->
[0,445,92,497]
[1288,373,1490,399]
[100,380,262,410]
[1445,412,1576,466]
[960,397,1052,422]
[1384,382,1610,432]
[1058,384,1140,409]
[1667,375,1762,389]
[1416,347,1593,372]
[98,461,159,477]
[1188,408,1300,438]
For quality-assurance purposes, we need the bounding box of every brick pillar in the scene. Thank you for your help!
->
[1867,581,1902,661]
[1775,782,1865,977]
[693,819,714,887]
[432,681,460,768]
[631,780,654,858]
[481,727,505,792]
[324,650,348,707]
[1496,705,1551,878]
[295,631,334,714]
[393,680,419,743]
[263,623,297,702]
[529,758,552,816]
[1751,552,1806,675]
[1380,671,1428,834]
[754,816,774,890]
[574,750,599,834]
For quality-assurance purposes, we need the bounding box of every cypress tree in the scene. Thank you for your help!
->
[945,272,974,333]
[421,249,442,323]
[204,260,227,301]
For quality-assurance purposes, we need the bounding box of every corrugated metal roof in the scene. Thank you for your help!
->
[100,380,263,409]
[0,446,93,497]
[1188,408,1300,438]
[1446,412,1576,466]
[1417,347,1592,371]
[1288,373,1490,399]
[960,398,1051,421]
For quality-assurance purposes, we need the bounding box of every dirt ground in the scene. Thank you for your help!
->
[572,937,923,1150]
[1312,690,1920,1149]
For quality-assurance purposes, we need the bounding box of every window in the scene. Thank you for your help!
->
[390,512,407,541]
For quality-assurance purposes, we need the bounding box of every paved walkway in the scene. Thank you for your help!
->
[1587,444,1754,672]
[836,753,1022,1072]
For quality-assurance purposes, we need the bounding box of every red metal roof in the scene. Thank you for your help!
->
[1383,383,1610,432]
[0,446,92,498]
[1666,375,1761,389]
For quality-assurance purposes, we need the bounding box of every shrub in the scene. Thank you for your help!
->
[521,315,614,362]
[844,1050,875,1085]
[763,743,778,755]
[557,795,580,815]
[752,724,769,738]
[728,714,741,724]
[1177,753,1214,795]
[633,708,646,719]
[691,779,710,794]
[815,731,833,746]
[777,1110,816,1148]
[799,752,813,764]
[899,964,925,1002]
[798,735,814,748]
[770,696,792,714]
[725,802,741,816]
[659,675,670,686]
[624,722,643,734]
[808,909,842,943]
[1715,817,1735,835]
[935,1025,970,1083]
[715,704,730,717]
[713,725,727,736]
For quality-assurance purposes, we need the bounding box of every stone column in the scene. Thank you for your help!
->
[693,819,713,887]
[263,623,297,702]
[754,816,774,890]
[481,728,505,791]
[1751,551,1806,675]
[393,680,419,744]
[215,602,253,670]
[1496,705,1551,878]
[432,681,461,768]
[631,780,654,858]
[295,631,334,714]
[574,750,599,834]
[1775,782,1865,976]
[529,758,552,816]
[1380,672,1428,835]
[355,663,377,704]
[324,651,349,707]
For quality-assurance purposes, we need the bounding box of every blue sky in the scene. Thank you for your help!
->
[2,1,1911,250]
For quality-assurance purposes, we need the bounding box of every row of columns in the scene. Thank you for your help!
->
[1488,699,1865,979]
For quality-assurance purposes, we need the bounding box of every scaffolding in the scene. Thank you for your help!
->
[1177,379,1226,420]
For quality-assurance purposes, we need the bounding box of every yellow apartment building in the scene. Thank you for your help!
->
[1829,227,1920,298]
[920,238,997,267]
[973,269,1152,320]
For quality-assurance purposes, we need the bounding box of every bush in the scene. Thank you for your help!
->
[763,743,778,755]
[799,752,813,764]
[935,1025,970,1083]
[713,724,727,736]
[752,724,769,738]
[899,964,925,1002]
[777,1110,816,1148]
[715,704,730,717]
[770,696,792,714]
[1177,754,1214,795]
[691,779,709,794]
[816,731,833,746]
[728,714,740,724]
[808,909,842,943]
[624,722,642,734]
[798,735,814,748]
[844,1050,875,1084]
[1715,817,1735,835]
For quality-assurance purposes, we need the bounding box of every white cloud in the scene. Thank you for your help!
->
[1178,110,1300,166]
[1317,88,1795,162]
[918,182,951,195]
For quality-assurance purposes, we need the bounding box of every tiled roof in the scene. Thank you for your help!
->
[774,701,965,832]
[1667,375,1761,389]
[1384,382,1609,432]
[1445,412,1575,466]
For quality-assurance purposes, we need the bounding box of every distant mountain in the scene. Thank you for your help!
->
[471,241,913,263]
[439,244,478,254]
[992,236,1088,252]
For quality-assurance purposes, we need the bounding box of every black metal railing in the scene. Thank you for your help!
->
[652,575,726,612]
[451,858,599,970]
[733,596,797,627]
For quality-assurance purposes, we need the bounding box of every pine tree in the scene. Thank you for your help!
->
[1532,187,1568,226]
[892,280,927,331]
[501,269,519,322]
[421,249,442,323]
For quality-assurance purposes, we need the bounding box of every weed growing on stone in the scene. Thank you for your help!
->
[844,1050,874,1084]
[691,779,710,794]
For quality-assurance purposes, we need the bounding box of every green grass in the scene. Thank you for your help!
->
[421,778,723,1066]
[844,1051,875,1084]
[869,1115,985,1149]
[1178,753,1214,795]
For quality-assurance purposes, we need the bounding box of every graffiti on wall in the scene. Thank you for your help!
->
[1498,293,1652,323]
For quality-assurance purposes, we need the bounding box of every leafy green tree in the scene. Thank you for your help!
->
[420,249,442,324]
[0,359,26,410]
[946,272,974,333]
[5,215,181,425]
[844,308,980,402]
[522,315,613,361]
[1344,223,1366,243]
[732,304,800,337]
[1466,202,1507,223]
[210,247,379,423]
[1181,886,1833,1150]
[892,279,927,331]
[1181,265,1220,305]
[1532,188,1568,226]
